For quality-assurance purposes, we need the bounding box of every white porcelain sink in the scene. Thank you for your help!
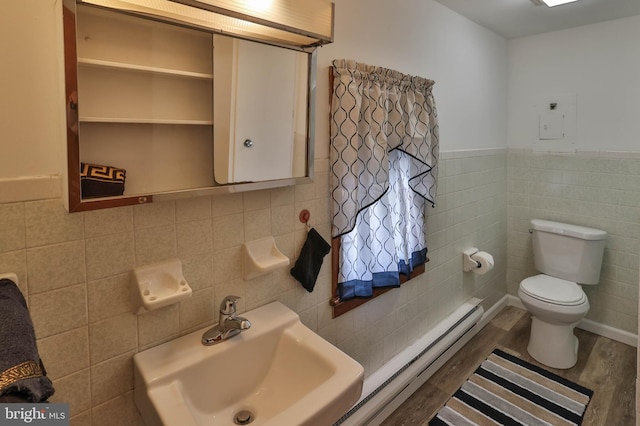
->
[134,301,364,425]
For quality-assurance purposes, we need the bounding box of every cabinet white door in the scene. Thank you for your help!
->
[232,40,296,182]
[214,37,301,183]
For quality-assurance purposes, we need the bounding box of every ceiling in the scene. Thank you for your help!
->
[433,0,640,39]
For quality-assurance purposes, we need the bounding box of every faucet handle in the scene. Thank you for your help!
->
[220,295,240,315]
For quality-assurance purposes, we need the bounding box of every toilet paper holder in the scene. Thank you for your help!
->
[462,247,482,272]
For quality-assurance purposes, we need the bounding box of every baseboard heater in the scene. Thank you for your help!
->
[334,298,485,426]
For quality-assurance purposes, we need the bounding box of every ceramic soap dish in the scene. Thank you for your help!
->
[132,258,192,314]
[242,236,290,280]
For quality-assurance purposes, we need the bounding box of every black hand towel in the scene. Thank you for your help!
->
[0,279,54,402]
[290,228,331,293]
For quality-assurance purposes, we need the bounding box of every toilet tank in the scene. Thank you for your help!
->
[531,219,606,285]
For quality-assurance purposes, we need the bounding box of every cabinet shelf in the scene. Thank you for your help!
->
[64,4,216,212]
[77,58,213,80]
[79,117,214,125]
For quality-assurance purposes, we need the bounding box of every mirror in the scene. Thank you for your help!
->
[62,0,317,212]
[213,35,311,184]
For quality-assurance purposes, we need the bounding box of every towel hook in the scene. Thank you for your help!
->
[299,209,311,230]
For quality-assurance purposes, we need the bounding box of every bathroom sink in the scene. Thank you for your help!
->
[134,301,364,425]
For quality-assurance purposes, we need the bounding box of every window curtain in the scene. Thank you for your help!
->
[330,59,439,301]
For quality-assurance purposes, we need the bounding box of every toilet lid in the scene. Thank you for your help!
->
[520,275,586,306]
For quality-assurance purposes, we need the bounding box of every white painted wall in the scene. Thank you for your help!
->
[315,0,509,158]
[508,14,640,152]
[0,0,65,180]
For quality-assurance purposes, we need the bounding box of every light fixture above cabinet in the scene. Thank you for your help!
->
[78,0,334,50]
[531,0,581,7]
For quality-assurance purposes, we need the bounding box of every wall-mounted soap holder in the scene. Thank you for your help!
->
[132,258,192,314]
[242,236,290,280]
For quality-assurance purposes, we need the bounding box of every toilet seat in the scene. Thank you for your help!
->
[520,274,586,306]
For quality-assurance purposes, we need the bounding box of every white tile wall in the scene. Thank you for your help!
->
[507,150,640,334]
[0,150,509,424]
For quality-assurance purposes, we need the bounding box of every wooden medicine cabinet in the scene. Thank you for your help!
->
[62,0,321,212]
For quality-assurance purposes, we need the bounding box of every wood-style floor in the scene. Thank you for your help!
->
[381,306,636,426]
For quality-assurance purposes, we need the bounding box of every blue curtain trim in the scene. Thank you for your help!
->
[338,248,428,301]
[398,248,428,276]
[338,271,400,299]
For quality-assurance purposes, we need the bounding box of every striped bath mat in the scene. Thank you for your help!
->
[429,348,593,425]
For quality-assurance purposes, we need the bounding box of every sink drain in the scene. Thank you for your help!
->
[234,410,254,425]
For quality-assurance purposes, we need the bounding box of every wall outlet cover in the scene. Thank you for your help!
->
[532,94,577,152]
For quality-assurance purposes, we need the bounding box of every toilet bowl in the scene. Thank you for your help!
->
[518,274,589,369]
[517,219,606,370]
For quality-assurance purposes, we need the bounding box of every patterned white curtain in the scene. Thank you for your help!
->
[330,59,439,300]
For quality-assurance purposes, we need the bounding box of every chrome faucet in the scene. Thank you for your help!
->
[202,295,251,346]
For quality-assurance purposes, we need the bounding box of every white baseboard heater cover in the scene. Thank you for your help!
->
[335,298,484,426]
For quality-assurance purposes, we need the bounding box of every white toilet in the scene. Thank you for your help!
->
[518,219,606,369]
